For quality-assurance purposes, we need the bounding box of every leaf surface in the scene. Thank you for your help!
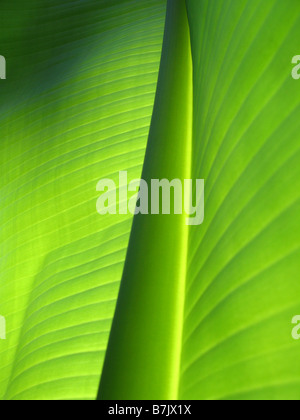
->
[99,0,300,400]
[0,0,166,400]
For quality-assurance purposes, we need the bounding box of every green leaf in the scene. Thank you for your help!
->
[99,0,192,400]
[0,0,166,400]
[2,0,300,401]
[182,0,300,400]
[99,0,300,400]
